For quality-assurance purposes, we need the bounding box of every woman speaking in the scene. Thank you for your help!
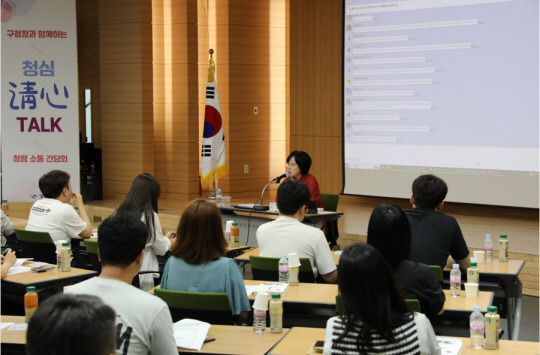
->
[284,151,323,208]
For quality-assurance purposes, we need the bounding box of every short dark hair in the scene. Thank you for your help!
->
[97,214,147,267]
[277,180,311,215]
[39,170,70,198]
[27,293,116,355]
[412,174,448,209]
[367,204,411,269]
[170,199,226,264]
[337,243,411,351]
[286,151,312,175]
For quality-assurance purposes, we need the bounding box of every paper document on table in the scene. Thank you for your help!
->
[245,285,258,296]
[233,204,255,209]
[91,232,98,238]
[173,318,211,350]
[13,258,33,267]
[9,323,28,331]
[7,266,32,275]
[334,251,342,255]
[0,323,13,330]
[436,337,463,355]
[30,262,48,267]
[256,282,289,296]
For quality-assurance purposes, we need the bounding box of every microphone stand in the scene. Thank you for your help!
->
[253,180,277,211]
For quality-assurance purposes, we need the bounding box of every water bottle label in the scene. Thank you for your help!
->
[485,248,493,251]
[254,310,266,317]
[279,267,289,273]
[470,326,484,331]
[450,280,460,284]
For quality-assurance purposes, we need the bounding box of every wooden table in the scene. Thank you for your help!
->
[1,261,97,307]
[236,248,341,265]
[267,327,540,355]
[445,259,525,340]
[0,315,288,355]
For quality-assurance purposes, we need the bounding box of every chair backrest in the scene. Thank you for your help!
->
[83,239,101,273]
[320,194,339,212]
[154,288,234,324]
[249,255,315,283]
[429,265,443,282]
[405,299,422,313]
[14,229,57,264]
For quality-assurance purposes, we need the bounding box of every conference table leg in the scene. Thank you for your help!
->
[503,276,522,340]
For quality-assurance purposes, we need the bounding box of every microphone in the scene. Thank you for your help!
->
[253,172,290,211]
[273,171,290,183]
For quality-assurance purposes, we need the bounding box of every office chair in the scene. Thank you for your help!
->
[83,239,101,273]
[405,299,422,313]
[14,229,56,264]
[154,288,235,324]
[249,255,316,283]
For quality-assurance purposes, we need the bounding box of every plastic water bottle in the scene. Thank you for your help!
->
[278,254,289,283]
[450,264,461,297]
[216,188,223,207]
[470,305,484,349]
[253,308,266,333]
[484,234,493,261]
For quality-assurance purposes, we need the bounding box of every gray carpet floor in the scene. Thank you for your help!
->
[501,295,539,342]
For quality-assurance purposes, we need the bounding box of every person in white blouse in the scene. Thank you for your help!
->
[115,173,175,291]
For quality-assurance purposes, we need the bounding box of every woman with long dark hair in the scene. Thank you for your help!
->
[115,173,175,290]
[324,243,440,354]
[367,204,445,316]
[161,199,250,323]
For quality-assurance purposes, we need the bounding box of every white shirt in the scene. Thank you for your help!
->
[256,215,336,278]
[67,277,178,355]
[139,212,171,291]
[1,210,14,245]
[26,198,87,244]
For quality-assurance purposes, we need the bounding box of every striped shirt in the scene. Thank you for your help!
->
[327,316,421,354]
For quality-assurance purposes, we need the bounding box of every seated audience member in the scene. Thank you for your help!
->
[26,170,93,243]
[367,204,445,316]
[324,243,440,355]
[115,173,175,291]
[283,150,323,207]
[1,210,15,246]
[27,293,116,355]
[1,249,17,279]
[67,215,177,355]
[161,199,250,323]
[257,180,337,283]
[406,174,471,270]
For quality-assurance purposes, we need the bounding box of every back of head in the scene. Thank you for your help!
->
[171,199,226,264]
[286,150,312,175]
[412,174,448,209]
[337,243,410,340]
[27,293,116,355]
[38,170,70,198]
[367,204,411,269]
[98,214,147,267]
[277,180,311,215]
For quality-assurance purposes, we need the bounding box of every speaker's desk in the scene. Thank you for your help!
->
[267,327,540,355]
[219,207,343,248]
[444,259,525,340]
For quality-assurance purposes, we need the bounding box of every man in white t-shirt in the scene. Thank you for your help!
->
[26,170,92,243]
[257,180,338,283]
[67,214,178,355]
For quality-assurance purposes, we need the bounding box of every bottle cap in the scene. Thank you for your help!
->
[280,254,286,258]
[485,234,491,238]
[271,293,281,299]
[217,188,222,192]
[452,264,459,269]
[500,234,507,239]
[1,200,7,203]
[62,242,69,246]
[26,286,36,292]
[472,305,481,312]
[232,222,238,226]
[469,261,477,267]
[487,306,498,313]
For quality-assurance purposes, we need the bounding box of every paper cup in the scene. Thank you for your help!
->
[464,282,479,298]
[269,202,277,211]
[225,221,234,233]
[288,252,301,267]
[289,266,299,286]
[317,207,324,214]
[473,251,485,263]
[222,196,231,207]
[253,292,269,310]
